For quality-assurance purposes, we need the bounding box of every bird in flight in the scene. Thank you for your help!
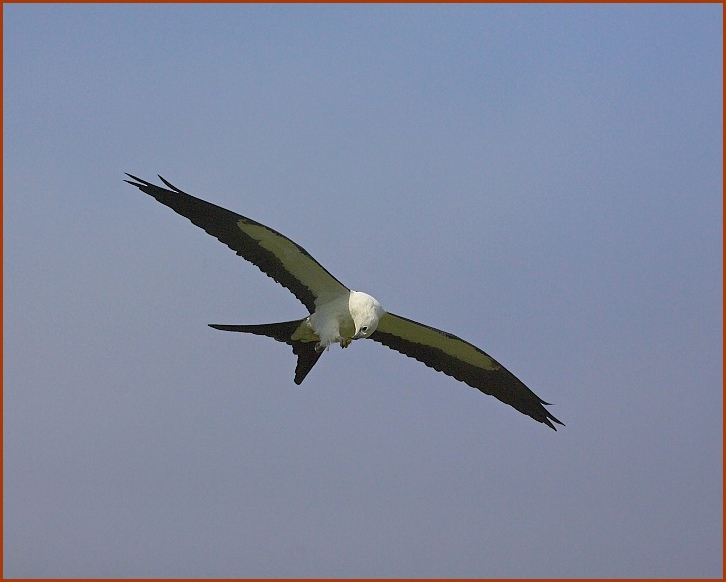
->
[125,174,563,430]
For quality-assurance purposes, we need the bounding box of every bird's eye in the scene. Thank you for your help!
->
[361,326,368,333]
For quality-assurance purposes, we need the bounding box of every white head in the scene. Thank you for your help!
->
[349,291,385,340]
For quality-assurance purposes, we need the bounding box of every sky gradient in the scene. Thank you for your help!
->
[4,4,722,577]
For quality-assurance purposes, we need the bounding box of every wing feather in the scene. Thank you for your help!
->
[371,312,564,430]
[125,174,348,313]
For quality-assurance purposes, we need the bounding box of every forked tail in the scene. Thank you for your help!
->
[209,319,322,384]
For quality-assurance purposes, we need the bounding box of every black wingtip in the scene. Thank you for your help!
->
[124,172,148,187]
[543,411,565,431]
[158,175,184,193]
[125,173,183,194]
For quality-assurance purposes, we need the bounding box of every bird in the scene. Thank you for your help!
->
[125,174,564,430]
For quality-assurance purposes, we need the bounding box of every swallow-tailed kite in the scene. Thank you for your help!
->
[125,174,563,430]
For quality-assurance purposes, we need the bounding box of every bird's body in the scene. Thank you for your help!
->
[309,290,384,349]
[126,174,563,430]
[308,293,356,348]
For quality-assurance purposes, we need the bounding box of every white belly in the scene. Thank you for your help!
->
[308,293,354,348]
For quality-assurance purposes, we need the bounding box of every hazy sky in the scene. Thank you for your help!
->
[4,4,722,578]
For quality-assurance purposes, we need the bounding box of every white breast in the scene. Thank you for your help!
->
[309,293,354,348]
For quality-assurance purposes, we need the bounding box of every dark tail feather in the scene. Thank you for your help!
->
[289,341,323,385]
[209,320,322,384]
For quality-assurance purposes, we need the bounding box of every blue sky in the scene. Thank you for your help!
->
[4,4,722,577]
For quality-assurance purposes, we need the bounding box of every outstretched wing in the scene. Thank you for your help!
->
[125,174,349,313]
[370,312,563,430]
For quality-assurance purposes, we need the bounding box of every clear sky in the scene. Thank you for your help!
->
[4,4,722,578]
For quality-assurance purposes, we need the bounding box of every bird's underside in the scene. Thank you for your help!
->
[125,174,564,430]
